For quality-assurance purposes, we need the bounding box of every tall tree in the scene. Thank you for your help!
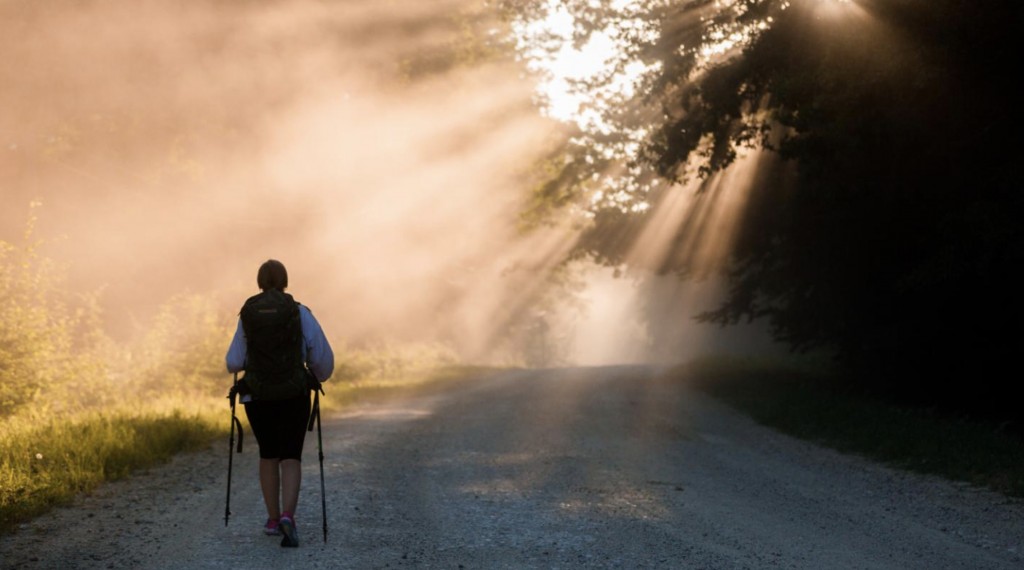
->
[511,0,1023,420]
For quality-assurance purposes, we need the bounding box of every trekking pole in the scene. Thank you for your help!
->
[225,372,244,526]
[307,384,328,543]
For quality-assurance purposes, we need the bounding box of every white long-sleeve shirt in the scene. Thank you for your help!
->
[225,304,335,383]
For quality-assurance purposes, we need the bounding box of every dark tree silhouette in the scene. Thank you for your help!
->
[512,0,1023,423]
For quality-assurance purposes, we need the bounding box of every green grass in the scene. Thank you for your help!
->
[1,409,222,533]
[673,357,1024,498]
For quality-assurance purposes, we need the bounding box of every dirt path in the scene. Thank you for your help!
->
[2,366,1021,569]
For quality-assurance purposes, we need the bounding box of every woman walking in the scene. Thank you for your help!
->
[226,259,334,547]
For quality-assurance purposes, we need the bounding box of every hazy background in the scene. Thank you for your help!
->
[1,0,777,365]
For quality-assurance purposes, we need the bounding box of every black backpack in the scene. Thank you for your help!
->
[239,289,313,400]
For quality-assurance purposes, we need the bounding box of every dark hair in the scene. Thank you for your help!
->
[257,259,288,291]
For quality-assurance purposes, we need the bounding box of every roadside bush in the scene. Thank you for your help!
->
[133,293,235,400]
[0,212,78,417]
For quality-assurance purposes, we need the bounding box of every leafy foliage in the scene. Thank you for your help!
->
[674,0,1023,417]
[510,0,1023,421]
[0,209,81,416]
[134,293,234,400]
[0,208,244,422]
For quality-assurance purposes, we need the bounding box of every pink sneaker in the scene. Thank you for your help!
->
[264,518,281,536]
[279,512,299,547]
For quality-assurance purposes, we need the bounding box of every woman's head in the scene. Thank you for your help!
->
[257,259,288,291]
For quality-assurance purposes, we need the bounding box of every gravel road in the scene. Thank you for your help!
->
[2,366,1021,569]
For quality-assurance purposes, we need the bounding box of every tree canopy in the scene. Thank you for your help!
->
[509,0,1023,421]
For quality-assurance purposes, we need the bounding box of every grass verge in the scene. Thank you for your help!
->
[1,408,221,533]
[673,357,1024,498]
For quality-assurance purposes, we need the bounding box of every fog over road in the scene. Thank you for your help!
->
[4,367,1022,569]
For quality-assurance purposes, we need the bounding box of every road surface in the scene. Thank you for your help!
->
[2,366,1021,569]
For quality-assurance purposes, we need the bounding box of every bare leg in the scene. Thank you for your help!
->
[280,459,302,516]
[259,458,281,520]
